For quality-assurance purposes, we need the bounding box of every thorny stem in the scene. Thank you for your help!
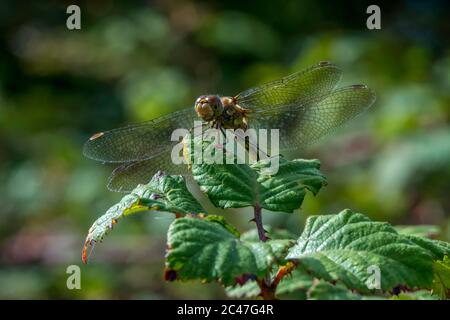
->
[253,204,275,299]
[253,204,267,242]
[272,262,297,289]
[258,262,298,300]
[253,205,298,300]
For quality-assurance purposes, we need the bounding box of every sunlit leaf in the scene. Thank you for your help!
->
[287,209,438,292]
[203,215,241,238]
[276,269,314,296]
[164,216,292,286]
[191,153,326,213]
[432,256,450,299]
[395,225,440,238]
[82,171,205,263]
[308,281,365,300]
[403,235,450,260]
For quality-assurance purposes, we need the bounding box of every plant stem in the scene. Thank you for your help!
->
[272,261,297,289]
[259,279,277,300]
[253,204,276,299]
[254,204,267,242]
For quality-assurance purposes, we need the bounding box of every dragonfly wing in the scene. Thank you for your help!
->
[249,85,376,151]
[83,108,200,163]
[235,62,342,110]
[107,150,191,192]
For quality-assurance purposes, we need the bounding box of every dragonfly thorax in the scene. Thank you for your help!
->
[194,95,249,130]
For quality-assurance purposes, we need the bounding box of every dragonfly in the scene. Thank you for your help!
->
[83,61,376,192]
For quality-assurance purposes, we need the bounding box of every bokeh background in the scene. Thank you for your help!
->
[0,0,449,299]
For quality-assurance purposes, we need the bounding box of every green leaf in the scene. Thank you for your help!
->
[395,225,440,238]
[276,269,314,296]
[403,236,450,260]
[308,281,366,300]
[286,209,437,292]
[165,216,290,286]
[192,156,326,213]
[82,171,205,263]
[184,133,326,212]
[261,239,296,262]
[141,171,205,215]
[275,267,385,300]
[225,266,313,299]
[432,256,450,299]
[204,215,241,238]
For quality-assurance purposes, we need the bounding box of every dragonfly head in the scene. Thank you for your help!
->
[194,95,223,121]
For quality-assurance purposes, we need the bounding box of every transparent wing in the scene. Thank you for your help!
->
[107,126,274,192]
[249,85,376,151]
[83,108,200,163]
[235,61,342,111]
[107,150,191,192]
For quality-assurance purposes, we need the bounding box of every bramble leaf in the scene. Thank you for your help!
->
[286,209,439,292]
[140,171,205,215]
[432,256,450,299]
[395,225,440,238]
[402,236,450,260]
[225,266,313,299]
[308,281,366,300]
[276,269,314,296]
[82,171,205,263]
[203,215,241,238]
[192,157,326,212]
[184,134,326,212]
[164,216,291,286]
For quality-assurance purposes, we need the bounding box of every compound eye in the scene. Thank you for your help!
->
[195,95,207,105]
[207,95,223,113]
[207,95,217,102]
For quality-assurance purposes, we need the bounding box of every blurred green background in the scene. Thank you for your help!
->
[0,0,449,299]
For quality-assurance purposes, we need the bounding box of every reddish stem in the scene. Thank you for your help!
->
[272,262,297,289]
